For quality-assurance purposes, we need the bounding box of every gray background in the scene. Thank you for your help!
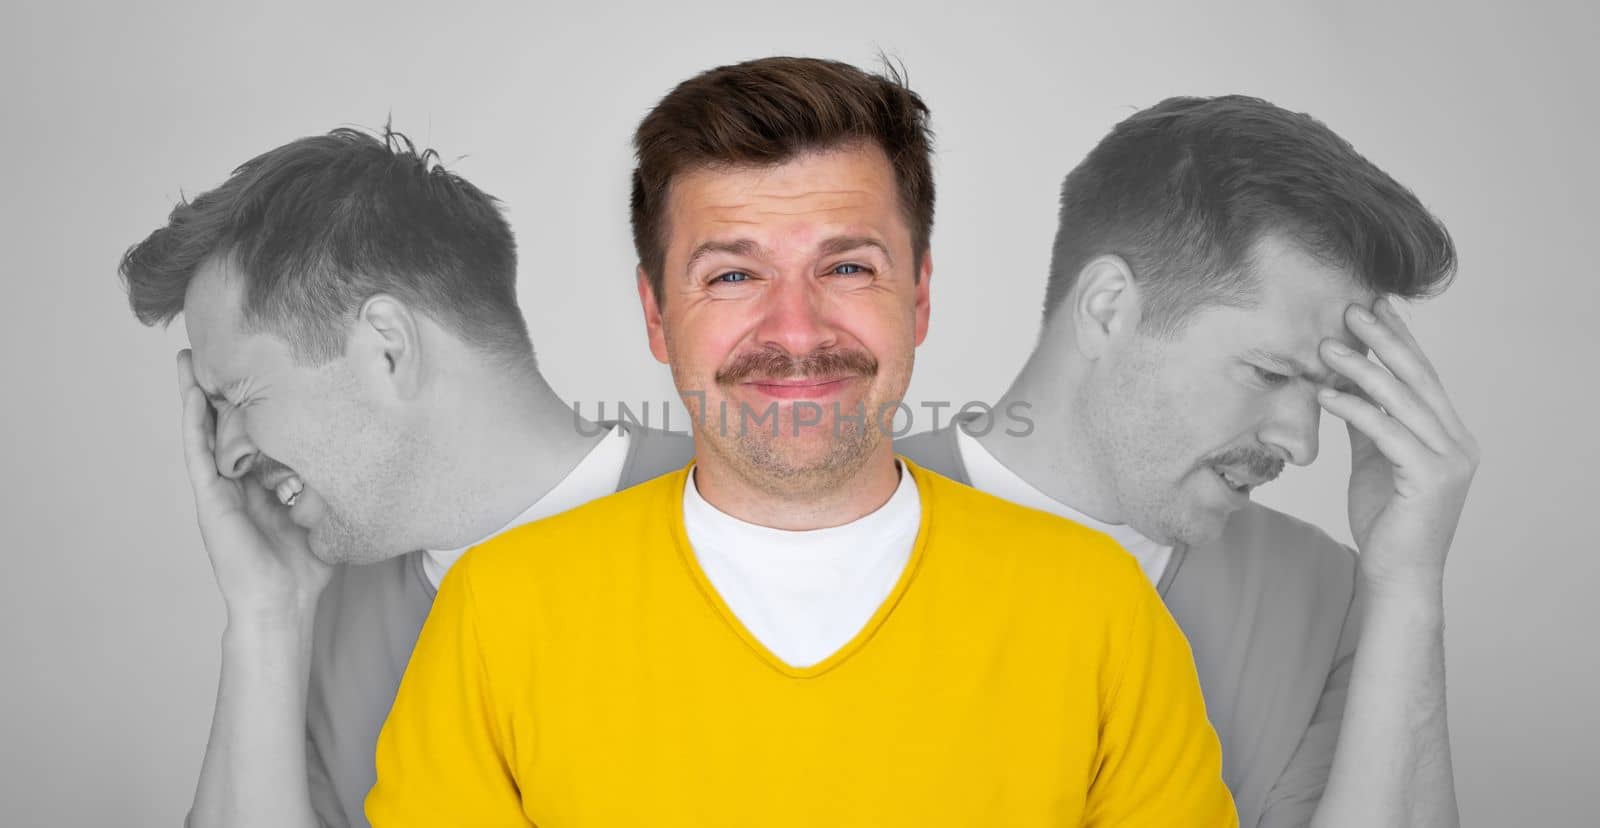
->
[2,0,1595,824]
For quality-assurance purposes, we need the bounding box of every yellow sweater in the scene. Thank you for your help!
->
[368,460,1235,827]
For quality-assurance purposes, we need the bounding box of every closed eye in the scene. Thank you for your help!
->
[1253,366,1291,387]
[207,393,250,412]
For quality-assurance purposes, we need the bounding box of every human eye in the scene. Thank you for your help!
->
[207,394,244,420]
[829,262,870,276]
[711,270,751,284]
[1253,365,1291,388]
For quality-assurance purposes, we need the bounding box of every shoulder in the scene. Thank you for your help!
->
[894,425,949,460]
[315,552,434,636]
[1207,502,1358,586]
[908,460,1148,592]
[309,554,433,736]
[1170,501,1360,638]
[457,468,686,594]
[619,424,695,485]
[895,426,960,478]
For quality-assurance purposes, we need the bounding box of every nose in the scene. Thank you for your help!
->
[751,272,837,358]
[212,406,259,479]
[1257,387,1321,467]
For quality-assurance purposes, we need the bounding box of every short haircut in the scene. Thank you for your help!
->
[1042,95,1457,336]
[120,127,530,364]
[630,56,935,302]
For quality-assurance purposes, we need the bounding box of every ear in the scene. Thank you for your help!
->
[1071,254,1142,360]
[353,294,423,399]
[636,266,670,365]
[912,249,933,347]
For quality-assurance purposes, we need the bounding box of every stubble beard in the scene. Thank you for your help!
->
[306,505,386,565]
[706,407,879,500]
[1082,346,1201,547]
[684,344,899,500]
[305,439,420,566]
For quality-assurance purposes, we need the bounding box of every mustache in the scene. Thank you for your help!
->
[716,347,879,386]
[1203,446,1285,484]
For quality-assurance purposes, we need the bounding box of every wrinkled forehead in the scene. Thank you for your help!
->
[663,146,905,258]
[1240,234,1376,350]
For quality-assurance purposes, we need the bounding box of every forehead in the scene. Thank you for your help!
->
[1204,234,1376,353]
[182,256,289,390]
[663,144,904,256]
[1249,234,1375,336]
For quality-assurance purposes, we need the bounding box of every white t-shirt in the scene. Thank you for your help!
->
[682,463,920,669]
[956,428,1172,585]
[423,424,632,588]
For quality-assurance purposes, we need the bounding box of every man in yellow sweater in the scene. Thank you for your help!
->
[367,57,1237,827]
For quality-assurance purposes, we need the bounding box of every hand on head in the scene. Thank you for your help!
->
[175,349,331,622]
[1316,298,1479,586]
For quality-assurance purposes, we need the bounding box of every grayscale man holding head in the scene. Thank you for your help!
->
[118,131,691,828]
[900,96,1477,827]
[367,57,1235,826]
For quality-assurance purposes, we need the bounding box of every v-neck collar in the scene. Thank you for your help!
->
[669,460,934,679]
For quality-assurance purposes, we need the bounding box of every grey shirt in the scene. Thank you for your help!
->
[896,419,1361,828]
[304,422,694,828]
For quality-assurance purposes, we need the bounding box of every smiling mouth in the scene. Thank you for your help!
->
[261,475,304,507]
[749,376,851,387]
[745,376,856,398]
[1212,466,1259,495]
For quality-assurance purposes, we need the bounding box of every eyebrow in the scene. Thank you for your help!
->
[1246,348,1358,392]
[683,235,893,274]
[816,235,893,262]
[686,239,763,273]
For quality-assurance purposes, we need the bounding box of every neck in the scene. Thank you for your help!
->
[417,360,606,550]
[692,442,902,531]
[982,337,1126,525]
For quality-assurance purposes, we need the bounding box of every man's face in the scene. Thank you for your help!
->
[182,257,414,564]
[1083,235,1374,546]
[642,144,931,494]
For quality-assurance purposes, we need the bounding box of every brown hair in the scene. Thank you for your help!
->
[630,56,935,302]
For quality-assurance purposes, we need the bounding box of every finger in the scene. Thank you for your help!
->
[1343,416,1383,465]
[176,349,197,400]
[176,349,219,456]
[1317,387,1434,470]
[1349,301,1468,439]
[1319,338,1456,455]
[179,381,225,497]
[1372,298,1471,439]
[240,482,316,560]
[1345,302,1441,391]
[1374,297,1423,352]
[240,476,296,537]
